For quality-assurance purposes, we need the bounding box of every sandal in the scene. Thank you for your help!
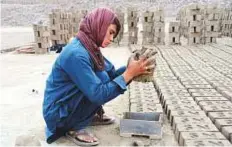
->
[65,129,99,146]
[90,114,116,126]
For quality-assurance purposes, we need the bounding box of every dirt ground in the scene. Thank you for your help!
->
[0,45,178,146]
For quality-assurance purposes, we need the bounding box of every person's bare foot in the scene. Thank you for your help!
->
[66,129,99,146]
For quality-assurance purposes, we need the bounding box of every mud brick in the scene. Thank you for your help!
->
[184,139,232,146]
[172,117,212,131]
[142,91,157,97]
[142,89,157,94]
[182,80,209,85]
[142,91,157,96]
[199,101,232,107]
[208,112,232,123]
[160,89,188,94]
[157,81,182,86]
[221,126,232,141]
[215,119,232,130]
[158,84,184,89]
[169,110,206,125]
[142,90,157,94]
[201,104,232,115]
[143,104,163,113]
[185,84,213,89]
[174,123,219,143]
[143,99,160,104]
[141,87,156,91]
[160,87,186,92]
[164,100,196,114]
[191,92,222,97]
[162,92,191,99]
[179,132,226,146]
[188,89,219,93]
[167,104,201,120]
[194,97,229,104]
[164,99,197,114]
[162,96,193,106]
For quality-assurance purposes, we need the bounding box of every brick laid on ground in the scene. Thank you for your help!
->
[179,132,227,146]
[169,110,206,125]
[162,96,194,106]
[200,104,232,115]
[167,104,202,120]
[164,99,196,113]
[215,119,232,130]
[194,96,229,104]
[172,116,212,131]
[184,139,232,146]
[174,123,219,143]
[208,112,232,122]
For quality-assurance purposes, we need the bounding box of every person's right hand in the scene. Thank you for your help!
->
[123,55,153,83]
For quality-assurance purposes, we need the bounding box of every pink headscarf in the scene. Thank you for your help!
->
[77,8,121,71]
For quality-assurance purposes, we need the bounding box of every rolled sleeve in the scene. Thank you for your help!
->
[115,66,126,76]
[113,75,127,91]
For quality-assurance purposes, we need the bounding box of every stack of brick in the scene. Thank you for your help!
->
[49,9,70,46]
[177,7,187,38]
[142,11,154,45]
[185,4,204,45]
[127,7,139,45]
[115,8,125,44]
[69,11,81,37]
[153,9,165,45]
[202,5,220,43]
[221,6,232,37]
[169,21,181,45]
[33,23,50,54]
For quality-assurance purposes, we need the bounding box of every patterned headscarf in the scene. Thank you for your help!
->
[77,8,121,71]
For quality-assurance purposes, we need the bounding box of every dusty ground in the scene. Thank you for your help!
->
[0,27,34,50]
[0,44,178,146]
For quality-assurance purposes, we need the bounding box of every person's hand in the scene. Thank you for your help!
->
[123,55,152,83]
[145,55,157,71]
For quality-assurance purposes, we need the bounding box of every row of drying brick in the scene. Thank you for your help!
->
[167,45,232,145]
[129,81,162,113]
[155,45,232,146]
[171,45,232,101]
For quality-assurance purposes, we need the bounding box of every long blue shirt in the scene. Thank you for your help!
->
[43,38,127,143]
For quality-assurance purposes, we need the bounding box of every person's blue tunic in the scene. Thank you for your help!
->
[43,38,127,143]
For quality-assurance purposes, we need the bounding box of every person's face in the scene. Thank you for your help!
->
[101,24,117,48]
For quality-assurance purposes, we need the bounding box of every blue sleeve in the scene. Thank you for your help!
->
[62,54,127,106]
[107,66,126,79]
[104,57,126,79]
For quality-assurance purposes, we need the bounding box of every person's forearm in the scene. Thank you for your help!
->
[122,70,134,84]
